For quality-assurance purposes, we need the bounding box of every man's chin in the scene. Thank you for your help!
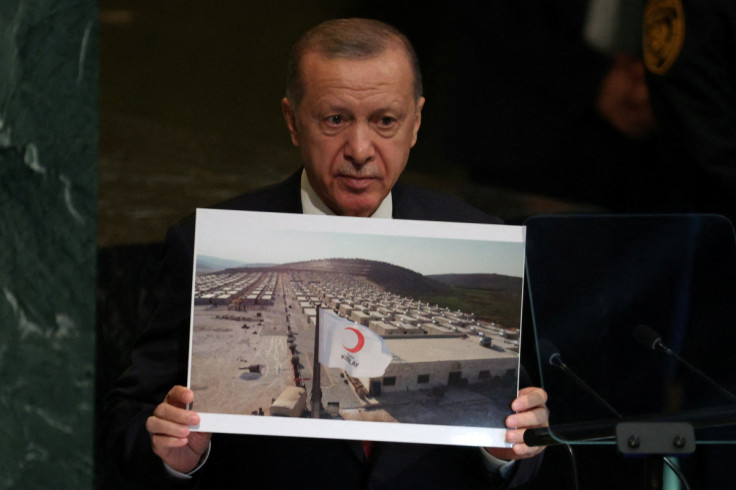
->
[332,193,383,217]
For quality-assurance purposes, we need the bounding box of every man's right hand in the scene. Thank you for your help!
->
[146,385,212,474]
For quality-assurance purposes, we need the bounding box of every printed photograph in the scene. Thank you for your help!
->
[188,209,525,446]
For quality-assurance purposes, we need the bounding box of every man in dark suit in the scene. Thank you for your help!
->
[103,18,548,489]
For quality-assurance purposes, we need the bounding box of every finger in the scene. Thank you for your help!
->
[165,385,195,408]
[511,387,547,411]
[147,413,194,439]
[505,428,529,445]
[150,431,191,452]
[152,401,200,427]
[511,387,548,412]
[489,440,544,461]
[510,442,544,460]
[504,431,545,459]
[506,406,548,429]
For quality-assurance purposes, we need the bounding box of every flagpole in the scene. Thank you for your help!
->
[311,304,321,418]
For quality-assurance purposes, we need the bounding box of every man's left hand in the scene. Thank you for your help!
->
[485,386,549,461]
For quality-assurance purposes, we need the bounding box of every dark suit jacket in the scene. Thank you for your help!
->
[102,171,541,489]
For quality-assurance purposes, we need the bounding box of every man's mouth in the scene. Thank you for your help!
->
[337,174,378,191]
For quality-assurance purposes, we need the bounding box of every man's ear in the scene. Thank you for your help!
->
[282,97,300,147]
[410,96,425,148]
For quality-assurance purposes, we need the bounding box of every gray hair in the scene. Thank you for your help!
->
[286,18,423,108]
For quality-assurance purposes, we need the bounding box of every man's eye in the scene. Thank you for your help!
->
[377,116,397,127]
[325,115,344,126]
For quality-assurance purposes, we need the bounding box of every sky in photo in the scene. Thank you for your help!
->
[194,209,525,277]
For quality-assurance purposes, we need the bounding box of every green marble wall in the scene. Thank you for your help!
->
[0,1,97,488]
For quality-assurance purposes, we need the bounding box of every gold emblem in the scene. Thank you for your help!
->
[643,0,686,75]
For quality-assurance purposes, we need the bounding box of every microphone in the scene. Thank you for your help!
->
[538,338,563,368]
[525,340,624,447]
[632,324,675,355]
[538,339,623,418]
[632,324,736,405]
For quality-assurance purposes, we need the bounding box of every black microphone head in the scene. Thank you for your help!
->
[632,324,661,350]
[538,338,561,366]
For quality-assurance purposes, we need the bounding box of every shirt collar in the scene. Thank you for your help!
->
[300,169,393,219]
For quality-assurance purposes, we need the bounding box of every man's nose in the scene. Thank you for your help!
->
[343,123,375,166]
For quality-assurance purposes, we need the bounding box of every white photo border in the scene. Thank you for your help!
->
[189,209,526,447]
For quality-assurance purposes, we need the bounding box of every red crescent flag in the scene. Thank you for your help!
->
[318,308,392,378]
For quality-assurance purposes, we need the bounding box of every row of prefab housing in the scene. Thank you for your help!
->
[289,271,520,345]
[194,269,520,393]
[194,270,279,306]
[193,269,520,345]
[288,271,521,395]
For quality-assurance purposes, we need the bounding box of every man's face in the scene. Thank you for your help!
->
[282,45,424,217]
